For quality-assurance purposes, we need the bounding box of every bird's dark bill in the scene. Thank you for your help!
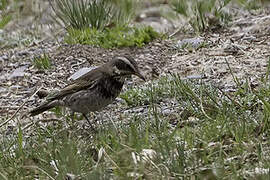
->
[135,72,146,81]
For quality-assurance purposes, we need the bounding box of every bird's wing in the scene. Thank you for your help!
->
[48,68,105,101]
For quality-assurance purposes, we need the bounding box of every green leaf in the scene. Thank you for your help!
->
[0,14,12,29]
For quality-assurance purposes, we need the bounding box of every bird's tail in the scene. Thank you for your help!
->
[29,100,60,116]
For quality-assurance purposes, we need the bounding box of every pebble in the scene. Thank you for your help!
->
[0,55,8,61]
[9,66,28,79]
[176,37,204,49]
[17,50,30,56]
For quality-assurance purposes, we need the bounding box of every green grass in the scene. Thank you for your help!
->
[32,53,51,70]
[0,14,12,29]
[236,0,265,10]
[171,0,232,32]
[52,0,160,48]
[170,0,266,33]
[0,0,12,29]
[52,0,137,30]
[1,73,270,179]
[65,26,160,48]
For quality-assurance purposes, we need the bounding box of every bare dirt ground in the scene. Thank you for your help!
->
[0,4,270,127]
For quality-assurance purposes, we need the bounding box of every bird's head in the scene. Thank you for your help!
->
[108,56,145,81]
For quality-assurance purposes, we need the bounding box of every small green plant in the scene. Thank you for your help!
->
[33,54,51,70]
[236,0,263,10]
[65,26,160,48]
[0,0,12,29]
[109,0,138,25]
[51,0,157,48]
[51,0,138,30]
[171,0,232,32]
[0,14,12,29]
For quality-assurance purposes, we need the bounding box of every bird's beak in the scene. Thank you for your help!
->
[134,71,146,81]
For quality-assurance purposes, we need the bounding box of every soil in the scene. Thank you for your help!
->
[0,3,270,126]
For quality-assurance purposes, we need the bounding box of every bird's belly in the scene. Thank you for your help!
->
[63,90,116,114]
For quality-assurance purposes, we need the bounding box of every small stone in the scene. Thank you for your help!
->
[9,66,28,79]
[0,55,8,61]
[17,50,30,56]
[176,37,204,49]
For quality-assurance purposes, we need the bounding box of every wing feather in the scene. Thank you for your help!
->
[48,68,105,101]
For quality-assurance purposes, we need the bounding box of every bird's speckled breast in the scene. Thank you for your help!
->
[63,77,124,114]
[98,76,124,99]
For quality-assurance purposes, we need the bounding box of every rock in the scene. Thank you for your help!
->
[176,37,204,49]
[9,66,28,79]
[0,55,8,61]
[68,67,97,81]
[17,50,30,56]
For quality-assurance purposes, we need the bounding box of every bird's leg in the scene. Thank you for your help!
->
[83,113,94,130]
[70,111,75,121]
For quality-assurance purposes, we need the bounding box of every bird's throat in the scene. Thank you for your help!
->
[98,77,124,99]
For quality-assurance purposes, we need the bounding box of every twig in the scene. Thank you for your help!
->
[107,113,119,133]
[169,27,182,38]
[103,148,122,172]
[0,87,43,128]
[225,58,240,87]
[22,118,61,131]
[199,95,213,120]
[22,166,55,180]
[215,86,243,108]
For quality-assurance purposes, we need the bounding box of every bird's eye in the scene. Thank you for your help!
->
[116,61,134,73]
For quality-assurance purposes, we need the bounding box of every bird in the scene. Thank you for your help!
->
[29,56,145,123]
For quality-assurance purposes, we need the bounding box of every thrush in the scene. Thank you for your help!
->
[29,56,145,121]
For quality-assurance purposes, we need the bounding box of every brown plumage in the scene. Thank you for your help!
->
[29,56,145,117]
